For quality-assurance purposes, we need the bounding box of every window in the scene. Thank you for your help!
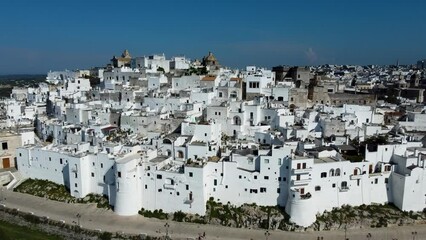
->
[283,177,286,182]
[186,185,189,190]
[332,183,336,188]
[145,185,147,189]
[118,172,121,178]
[264,176,269,180]
[297,163,301,169]
[384,165,391,172]
[91,172,94,177]
[225,185,228,189]
[385,178,389,184]
[341,181,348,188]
[278,158,282,165]
[92,162,95,166]
[335,168,341,176]
[219,92,223,97]
[157,174,162,179]
[239,175,242,179]
[277,188,280,193]
[321,172,327,178]
[264,159,269,164]
[249,82,260,88]
[254,176,257,180]
[101,163,103,168]
[158,189,162,192]
[375,178,378,184]
[75,183,78,187]
[60,158,63,164]
[315,186,321,191]
[214,179,217,186]
[302,163,306,169]
[278,177,281,181]
[189,172,193,177]
[260,187,267,193]
[49,157,51,161]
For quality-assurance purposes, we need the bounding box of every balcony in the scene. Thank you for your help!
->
[339,186,349,192]
[163,184,176,190]
[350,174,362,180]
[291,178,312,186]
[292,167,312,175]
[184,198,194,204]
[300,192,312,200]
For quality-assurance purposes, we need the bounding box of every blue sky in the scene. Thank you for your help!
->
[0,0,425,74]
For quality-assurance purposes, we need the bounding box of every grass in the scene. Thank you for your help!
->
[0,219,63,240]
[14,179,111,209]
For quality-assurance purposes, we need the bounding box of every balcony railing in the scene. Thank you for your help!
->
[163,184,175,190]
[350,174,362,180]
[184,198,194,204]
[292,167,312,174]
[291,178,312,186]
[339,186,349,192]
[300,192,312,200]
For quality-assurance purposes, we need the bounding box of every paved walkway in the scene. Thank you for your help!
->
[0,188,425,240]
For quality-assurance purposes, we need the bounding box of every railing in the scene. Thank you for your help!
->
[300,192,312,200]
[291,178,312,186]
[184,198,194,204]
[163,184,175,190]
[292,167,312,174]
[339,186,349,192]
[350,174,362,180]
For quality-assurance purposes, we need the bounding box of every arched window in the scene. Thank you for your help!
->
[329,169,335,177]
[335,168,341,176]
[177,150,184,158]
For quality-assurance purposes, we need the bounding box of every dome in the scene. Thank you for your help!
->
[202,51,219,66]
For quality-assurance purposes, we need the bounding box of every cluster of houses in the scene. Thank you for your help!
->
[1,50,426,226]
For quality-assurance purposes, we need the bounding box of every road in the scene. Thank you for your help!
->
[0,188,424,240]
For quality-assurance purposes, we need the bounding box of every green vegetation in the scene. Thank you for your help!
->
[185,67,208,75]
[0,219,63,240]
[138,208,168,220]
[315,204,426,230]
[14,179,111,209]
[0,74,46,98]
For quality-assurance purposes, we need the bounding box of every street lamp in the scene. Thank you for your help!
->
[412,231,417,240]
[76,213,81,226]
[366,233,372,240]
[164,222,170,239]
[344,224,348,240]
[264,230,271,240]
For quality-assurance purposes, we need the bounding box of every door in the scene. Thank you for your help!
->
[2,158,10,168]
